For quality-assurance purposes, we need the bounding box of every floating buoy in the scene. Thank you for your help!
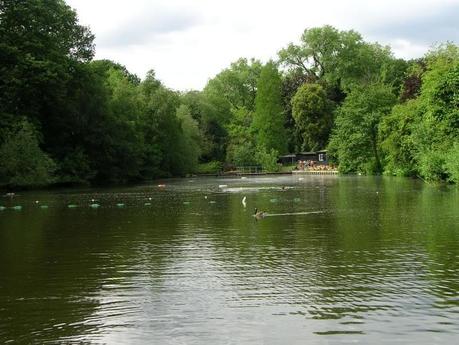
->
[12,205,22,210]
[0,206,6,211]
[158,184,166,188]
[67,204,78,208]
[144,202,151,206]
[90,203,100,208]
[242,196,247,207]
[35,200,40,204]
[148,197,152,201]
[116,203,125,207]
[204,195,208,199]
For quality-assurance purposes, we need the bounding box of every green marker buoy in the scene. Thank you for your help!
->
[12,205,22,211]
[67,204,78,208]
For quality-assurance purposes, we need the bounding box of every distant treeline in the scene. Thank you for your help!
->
[1,0,458,187]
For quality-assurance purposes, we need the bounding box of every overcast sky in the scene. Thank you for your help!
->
[66,0,459,91]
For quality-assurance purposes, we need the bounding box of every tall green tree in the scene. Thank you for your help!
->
[0,0,103,184]
[291,83,333,151]
[140,71,180,176]
[0,120,56,187]
[181,90,228,162]
[252,61,287,154]
[0,0,94,123]
[329,84,396,173]
[176,104,201,172]
[204,58,262,112]
[278,26,364,85]
[379,100,420,176]
[201,58,262,163]
[100,67,144,182]
[379,44,459,182]
[140,71,200,177]
[278,25,406,91]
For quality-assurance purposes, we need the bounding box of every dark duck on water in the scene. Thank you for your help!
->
[254,208,266,219]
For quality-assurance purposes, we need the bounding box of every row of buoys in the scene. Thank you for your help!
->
[2,187,302,212]
[183,200,218,205]
[0,205,22,211]
[1,202,154,210]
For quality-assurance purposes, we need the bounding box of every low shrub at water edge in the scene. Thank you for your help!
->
[195,161,223,174]
[279,164,296,173]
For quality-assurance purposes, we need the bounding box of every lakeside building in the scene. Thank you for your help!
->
[278,150,328,165]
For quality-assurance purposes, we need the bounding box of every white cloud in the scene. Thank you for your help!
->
[66,0,459,90]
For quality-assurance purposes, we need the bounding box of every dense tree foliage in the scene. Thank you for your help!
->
[291,83,333,151]
[329,84,396,174]
[0,120,56,186]
[0,0,201,186]
[253,61,287,155]
[380,44,459,182]
[0,1,457,186]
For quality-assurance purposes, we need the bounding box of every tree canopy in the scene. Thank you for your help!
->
[1,3,458,186]
[291,83,333,151]
[253,61,287,154]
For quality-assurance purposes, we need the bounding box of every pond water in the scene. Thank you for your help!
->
[0,175,458,344]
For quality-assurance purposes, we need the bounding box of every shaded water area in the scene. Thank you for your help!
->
[1,175,459,344]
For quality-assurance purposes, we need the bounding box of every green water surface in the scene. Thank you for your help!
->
[0,176,458,344]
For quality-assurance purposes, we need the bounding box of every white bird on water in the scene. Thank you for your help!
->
[242,196,247,207]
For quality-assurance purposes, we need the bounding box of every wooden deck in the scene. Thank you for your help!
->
[292,170,339,175]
